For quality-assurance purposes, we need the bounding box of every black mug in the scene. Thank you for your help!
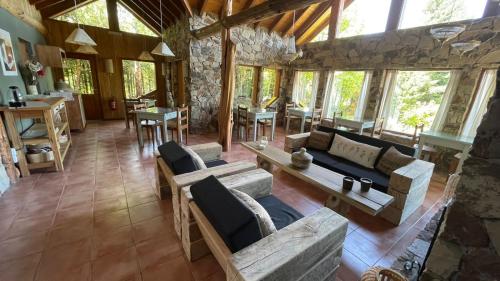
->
[360,178,372,192]
[343,176,354,190]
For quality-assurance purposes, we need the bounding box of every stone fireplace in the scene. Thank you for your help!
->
[419,68,500,280]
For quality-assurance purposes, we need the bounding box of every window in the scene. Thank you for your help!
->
[292,71,320,109]
[63,58,94,94]
[261,68,278,104]
[323,71,372,119]
[235,65,256,107]
[122,60,156,99]
[311,26,329,42]
[55,0,109,29]
[462,69,497,137]
[337,0,392,38]
[117,3,157,37]
[380,70,455,134]
[400,0,488,29]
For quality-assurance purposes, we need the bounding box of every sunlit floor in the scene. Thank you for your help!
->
[0,121,444,281]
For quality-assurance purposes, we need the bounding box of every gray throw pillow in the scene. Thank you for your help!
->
[329,134,382,169]
[307,130,334,151]
[376,146,415,176]
[183,145,207,170]
[230,189,277,237]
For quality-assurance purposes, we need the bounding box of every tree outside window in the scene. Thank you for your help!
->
[117,3,157,37]
[63,58,94,95]
[235,65,255,107]
[261,68,277,102]
[122,60,156,99]
[55,0,109,28]
[384,71,451,133]
[292,71,319,109]
[325,71,367,118]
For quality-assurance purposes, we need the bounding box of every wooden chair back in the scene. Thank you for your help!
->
[371,117,385,137]
[284,102,296,118]
[307,108,323,132]
[236,105,251,141]
[133,103,147,111]
[176,106,189,144]
[412,123,424,145]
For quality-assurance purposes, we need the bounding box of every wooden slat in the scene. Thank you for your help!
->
[385,0,405,31]
[297,8,330,45]
[141,0,177,25]
[270,11,293,34]
[283,4,324,37]
[119,0,163,32]
[328,0,344,39]
[35,0,65,10]
[163,0,186,17]
[200,0,210,12]
[39,0,93,18]
[106,0,119,31]
[179,0,193,16]
[192,0,331,39]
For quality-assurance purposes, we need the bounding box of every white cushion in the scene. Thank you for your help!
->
[230,189,277,237]
[182,145,207,169]
[328,134,382,169]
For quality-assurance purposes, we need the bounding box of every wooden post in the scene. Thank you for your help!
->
[177,60,186,106]
[106,0,120,32]
[328,0,344,39]
[218,0,236,151]
[385,0,405,31]
[252,67,261,106]
[483,0,500,18]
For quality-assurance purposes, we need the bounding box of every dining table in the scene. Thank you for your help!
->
[286,107,313,134]
[335,116,375,135]
[124,99,157,129]
[134,107,177,147]
[241,107,278,142]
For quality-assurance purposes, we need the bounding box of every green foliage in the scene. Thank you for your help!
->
[56,0,109,28]
[296,71,316,108]
[122,60,157,99]
[63,58,94,94]
[424,0,466,24]
[117,3,156,37]
[330,71,365,118]
[261,68,276,101]
[235,66,254,106]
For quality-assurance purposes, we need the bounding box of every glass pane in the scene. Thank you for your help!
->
[117,3,157,37]
[261,68,277,102]
[63,58,94,95]
[338,0,392,38]
[55,0,109,29]
[122,60,157,99]
[293,71,318,108]
[385,71,451,133]
[235,66,255,107]
[326,71,366,118]
[400,0,487,29]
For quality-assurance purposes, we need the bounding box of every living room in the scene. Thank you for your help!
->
[0,0,499,281]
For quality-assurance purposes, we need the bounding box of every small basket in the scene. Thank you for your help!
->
[361,267,408,281]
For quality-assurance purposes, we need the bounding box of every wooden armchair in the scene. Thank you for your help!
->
[187,173,348,280]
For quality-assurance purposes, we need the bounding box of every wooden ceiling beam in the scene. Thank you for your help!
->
[179,0,193,16]
[39,0,94,18]
[242,0,258,10]
[483,0,500,17]
[192,0,331,39]
[297,8,330,44]
[142,0,178,23]
[327,0,344,39]
[162,0,185,17]
[35,0,66,10]
[120,0,162,32]
[200,0,210,13]
[270,12,291,33]
[385,0,404,31]
[283,3,326,37]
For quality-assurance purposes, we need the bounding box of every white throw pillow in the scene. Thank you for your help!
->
[182,145,207,169]
[230,189,277,237]
[328,134,382,169]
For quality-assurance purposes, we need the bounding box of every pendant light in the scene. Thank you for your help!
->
[75,45,98,54]
[65,0,97,46]
[138,39,155,61]
[151,0,175,57]
[286,10,297,55]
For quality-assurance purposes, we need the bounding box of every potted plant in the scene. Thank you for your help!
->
[25,58,44,95]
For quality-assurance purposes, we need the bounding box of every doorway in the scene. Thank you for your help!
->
[63,54,103,120]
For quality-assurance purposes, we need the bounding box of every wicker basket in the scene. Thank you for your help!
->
[361,267,408,281]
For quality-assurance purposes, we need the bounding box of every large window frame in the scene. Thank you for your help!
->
[121,59,157,99]
[323,70,373,119]
[234,65,281,108]
[292,71,320,109]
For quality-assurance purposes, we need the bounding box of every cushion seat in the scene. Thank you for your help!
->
[307,148,390,193]
[204,159,228,168]
[256,195,304,230]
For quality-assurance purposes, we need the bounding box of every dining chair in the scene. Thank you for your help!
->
[305,107,323,132]
[285,102,301,133]
[258,106,276,138]
[125,98,139,128]
[236,105,255,141]
[134,103,159,145]
[370,117,385,137]
[167,105,189,144]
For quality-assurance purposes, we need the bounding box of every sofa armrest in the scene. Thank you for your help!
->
[284,132,311,153]
[226,208,348,281]
[390,159,435,194]
[189,142,223,162]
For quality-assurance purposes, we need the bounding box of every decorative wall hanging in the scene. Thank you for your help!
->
[0,28,18,76]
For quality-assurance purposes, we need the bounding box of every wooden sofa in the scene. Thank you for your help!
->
[285,128,435,225]
[155,142,256,238]
[186,171,348,281]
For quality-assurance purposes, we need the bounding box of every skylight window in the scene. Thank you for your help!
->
[55,0,109,29]
[117,3,157,37]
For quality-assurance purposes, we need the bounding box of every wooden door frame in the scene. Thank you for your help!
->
[64,53,104,120]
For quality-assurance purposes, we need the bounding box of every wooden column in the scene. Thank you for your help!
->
[106,0,120,32]
[218,0,236,151]
[385,0,405,31]
[177,60,186,106]
[483,0,500,18]
[328,0,345,39]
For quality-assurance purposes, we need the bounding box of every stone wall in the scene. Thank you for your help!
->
[291,16,500,135]
[420,72,500,280]
[164,13,290,133]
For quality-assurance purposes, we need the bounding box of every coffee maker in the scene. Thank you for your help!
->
[8,86,26,108]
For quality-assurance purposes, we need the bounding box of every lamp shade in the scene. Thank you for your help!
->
[65,27,97,46]
[151,42,174,57]
[104,59,114,74]
[138,51,155,61]
[75,45,98,55]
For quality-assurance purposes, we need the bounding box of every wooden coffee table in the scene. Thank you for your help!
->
[241,142,394,216]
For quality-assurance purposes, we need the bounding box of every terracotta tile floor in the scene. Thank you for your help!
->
[0,121,445,281]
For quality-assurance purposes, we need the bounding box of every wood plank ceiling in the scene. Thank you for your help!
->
[29,0,352,44]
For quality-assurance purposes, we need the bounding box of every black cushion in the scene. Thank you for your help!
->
[158,141,199,175]
[190,176,262,253]
[308,148,390,193]
[256,195,304,230]
[204,159,228,168]
[317,126,415,166]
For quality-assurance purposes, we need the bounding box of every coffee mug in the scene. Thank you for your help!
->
[343,176,354,190]
[360,178,372,192]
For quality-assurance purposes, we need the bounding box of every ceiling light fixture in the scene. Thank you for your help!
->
[451,40,481,56]
[151,0,174,57]
[65,0,97,46]
[75,45,98,54]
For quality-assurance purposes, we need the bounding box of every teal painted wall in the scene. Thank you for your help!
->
[0,8,54,105]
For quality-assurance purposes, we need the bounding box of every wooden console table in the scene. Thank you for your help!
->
[241,142,394,216]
